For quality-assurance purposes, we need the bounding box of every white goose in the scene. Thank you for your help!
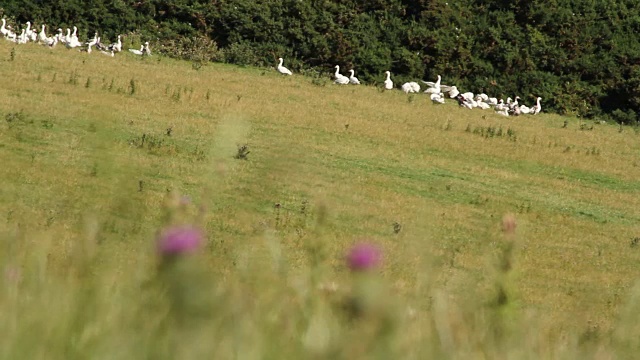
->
[1,19,16,41]
[17,29,27,44]
[333,66,349,85]
[461,92,474,101]
[66,35,82,48]
[333,65,348,81]
[456,95,474,109]
[495,99,508,112]
[108,35,122,52]
[334,74,350,85]
[43,35,57,47]
[531,97,542,115]
[277,57,292,75]
[348,69,360,85]
[476,99,491,110]
[430,93,446,104]
[83,43,93,54]
[143,41,151,55]
[384,71,394,90]
[422,75,442,94]
[86,32,98,47]
[37,24,47,43]
[70,26,79,43]
[0,18,8,37]
[54,28,63,43]
[509,96,520,111]
[443,85,459,98]
[62,28,71,45]
[129,44,144,55]
[25,21,35,42]
[401,82,420,93]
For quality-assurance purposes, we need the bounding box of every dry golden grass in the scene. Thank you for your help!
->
[0,41,639,358]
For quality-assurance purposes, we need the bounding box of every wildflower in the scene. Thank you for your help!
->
[346,242,382,271]
[157,225,203,256]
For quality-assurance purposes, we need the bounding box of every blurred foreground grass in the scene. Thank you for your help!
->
[0,42,639,358]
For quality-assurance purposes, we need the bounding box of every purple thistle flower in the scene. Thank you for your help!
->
[157,225,203,256]
[346,243,382,271]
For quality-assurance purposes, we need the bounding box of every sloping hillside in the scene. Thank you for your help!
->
[0,42,639,358]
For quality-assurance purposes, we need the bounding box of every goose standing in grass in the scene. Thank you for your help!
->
[17,29,27,44]
[531,97,542,115]
[333,65,349,82]
[143,41,151,56]
[61,28,71,45]
[277,57,292,75]
[2,19,17,41]
[65,26,83,47]
[37,24,47,43]
[129,44,144,55]
[101,49,115,57]
[58,28,67,45]
[108,35,122,52]
[25,21,35,42]
[496,108,509,116]
[333,66,350,84]
[70,26,79,43]
[1,19,10,38]
[54,29,64,44]
[510,98,522,115]
[66,36,82,48]
[508,96,520,112]
[86,32,98,47]
[348,69,360,85]
[422,75,442,94]
[384,71,394,90]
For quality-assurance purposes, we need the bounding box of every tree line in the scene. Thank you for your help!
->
[3,0,640,124]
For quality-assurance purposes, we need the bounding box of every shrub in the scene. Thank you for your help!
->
[158,36,225,64]
[224,41,259,67]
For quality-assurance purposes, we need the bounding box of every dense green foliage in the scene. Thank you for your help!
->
[3,0,640,123]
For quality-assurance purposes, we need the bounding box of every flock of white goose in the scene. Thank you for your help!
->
[277,57,543,116]
[1,18,151,57]
[1,17,541,116]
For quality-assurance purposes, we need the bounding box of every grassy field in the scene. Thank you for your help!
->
[1,41,640,359]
